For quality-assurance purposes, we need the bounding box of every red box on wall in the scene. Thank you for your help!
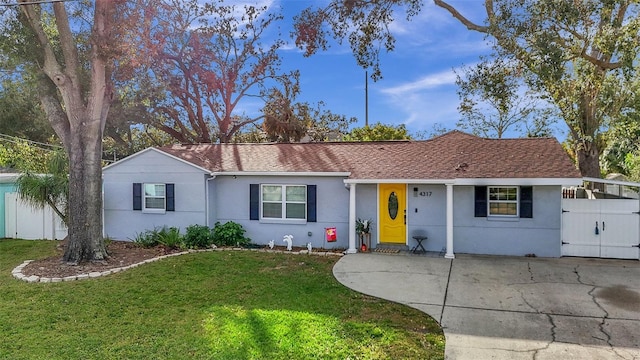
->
[325,227,337,242]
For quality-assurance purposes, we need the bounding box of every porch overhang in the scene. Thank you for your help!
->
[344,177,582,186]
[343,177,582,258]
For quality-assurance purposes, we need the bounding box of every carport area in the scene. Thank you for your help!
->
[333,253,640,359]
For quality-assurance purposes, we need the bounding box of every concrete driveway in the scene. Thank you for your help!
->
[333,253,640,359]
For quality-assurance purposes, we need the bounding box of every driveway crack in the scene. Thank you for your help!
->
[516,263,556,360]
[587,286,628,359]
[532,314,558,360]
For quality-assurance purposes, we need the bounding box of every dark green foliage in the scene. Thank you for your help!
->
[343,122,412,141]
[157,226,183,250]
[183,224,214,249]
[130,228,161,248]
[211,221,250,247]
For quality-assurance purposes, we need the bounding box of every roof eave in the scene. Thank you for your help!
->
[103,147,211,174]
[213,171,351,177]
[344,177,583,186]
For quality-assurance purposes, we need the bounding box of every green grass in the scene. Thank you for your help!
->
[0,240,444,360]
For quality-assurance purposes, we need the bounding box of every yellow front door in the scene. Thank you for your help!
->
[379,184,406,244]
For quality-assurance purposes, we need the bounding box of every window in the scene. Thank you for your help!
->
[261,184,307,220]
[488,187,518,216]
[475,186,532,219]
[133,183,175,212]
[144,183,166,210]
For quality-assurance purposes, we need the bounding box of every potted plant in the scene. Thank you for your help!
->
[356,218,372,234]
[356,218,372,252]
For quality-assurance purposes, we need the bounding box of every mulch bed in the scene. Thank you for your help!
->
[20,241,345,279]
[20,241,181,279]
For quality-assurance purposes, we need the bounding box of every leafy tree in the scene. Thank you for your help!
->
[262,82,308,143]
[304,102,357,142]
[0,0,122,263]
[293,0,422,81]
[343,123,411,141]
[15,150,69,226]
[0,139,52,173]
[435,0,640,177]
[129,1,299,143]
[102,126,175,162]
[0,78,55,143]
[231,101,355,143]
[601,80,640,176]
[455,57,556,138]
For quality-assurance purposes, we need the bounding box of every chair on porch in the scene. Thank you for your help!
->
[411,229,428,254]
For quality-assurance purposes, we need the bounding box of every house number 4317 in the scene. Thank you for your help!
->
[419,191,432,197]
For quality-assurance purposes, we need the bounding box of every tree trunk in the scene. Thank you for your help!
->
[575,140,601,179]
[20,0,114,264]
[62,117,108,264]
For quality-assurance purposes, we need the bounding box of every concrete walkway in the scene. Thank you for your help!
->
[333,253,640,359]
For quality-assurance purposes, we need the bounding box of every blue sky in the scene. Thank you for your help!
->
[228,1,563,139]
[260,0,493,137]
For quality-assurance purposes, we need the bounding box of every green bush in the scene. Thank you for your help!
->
[157,226,183,250]
[183,224,214,249]
[131,228,161,248]
[212,221,250,247]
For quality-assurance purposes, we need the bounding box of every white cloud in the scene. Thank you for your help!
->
[380,69,457,95]
[373,67,469,130]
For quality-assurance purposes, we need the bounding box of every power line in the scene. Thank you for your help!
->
[0,0,78,7]
[0,132,116,163]
[0,132,61,150]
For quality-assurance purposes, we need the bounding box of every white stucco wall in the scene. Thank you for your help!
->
[453,185,562,257]
[402,184,562,257]
[406,184,448,252]
[214,175,350,249]
[103,150,209,240]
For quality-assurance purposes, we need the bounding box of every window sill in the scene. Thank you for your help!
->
[487,215,519,222]
[142,209,167,215]
[260,218,307,225]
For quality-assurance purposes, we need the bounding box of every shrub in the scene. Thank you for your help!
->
[212,221,250,247]
[157,226,183,250]
[183,224,213,249]
[131,228,160,248]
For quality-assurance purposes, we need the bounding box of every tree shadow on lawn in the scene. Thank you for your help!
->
[1,241,444,359]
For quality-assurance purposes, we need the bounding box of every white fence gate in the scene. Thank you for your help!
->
[561,199,640,259]
[4,192,67,240]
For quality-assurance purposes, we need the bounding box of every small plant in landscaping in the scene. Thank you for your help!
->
[212,221,250,247]
[157,226,183,250]
[130,229,160,248]
[183,224,214,249]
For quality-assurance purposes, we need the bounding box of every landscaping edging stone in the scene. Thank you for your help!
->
[12,247,344,283]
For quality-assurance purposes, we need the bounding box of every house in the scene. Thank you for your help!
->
[102,131,582,258]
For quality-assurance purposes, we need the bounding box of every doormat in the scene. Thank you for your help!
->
[374,248,400,254]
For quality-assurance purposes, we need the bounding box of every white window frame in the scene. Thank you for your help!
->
[488,186,519,217]
[143,183,166,213]
[260,184,307,222]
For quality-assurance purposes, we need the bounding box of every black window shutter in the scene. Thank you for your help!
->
[474,186,487,217]
[520,186,533,218]
[166,184,175,211]
[307,185,317,222]
[250,184,259,220]
[133,183,142,210]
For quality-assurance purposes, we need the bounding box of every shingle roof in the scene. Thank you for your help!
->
[157,130,581,180]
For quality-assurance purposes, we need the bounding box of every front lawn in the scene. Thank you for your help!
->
[0,240,444,359]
